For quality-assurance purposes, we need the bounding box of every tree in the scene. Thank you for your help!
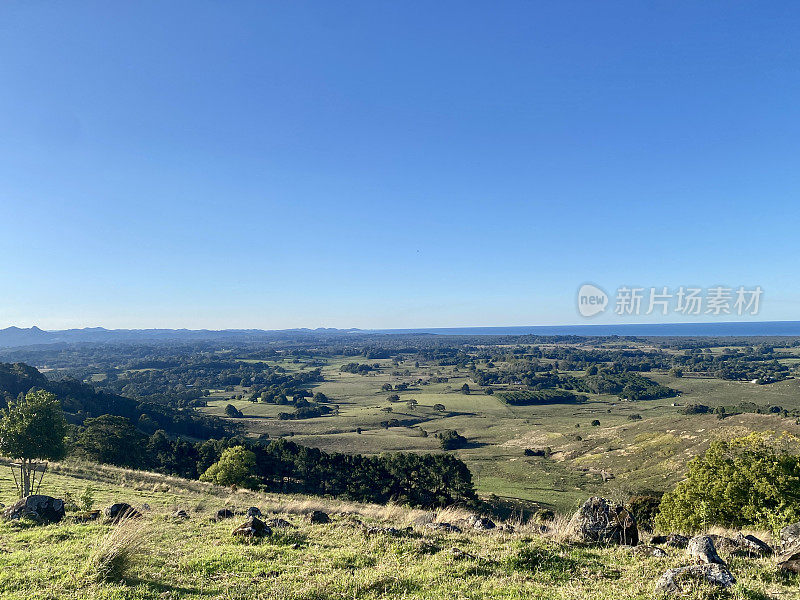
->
[461,383,470,395]
[655,435,800,534]
[74,415,145,468]
[439,430,468,450]
[407,399,418,410]
[0,390,67,497]
[200,445,259,489]
[433,403,446,412]
[224,404,243,418]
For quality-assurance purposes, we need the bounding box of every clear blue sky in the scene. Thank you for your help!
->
[1,1,798,329]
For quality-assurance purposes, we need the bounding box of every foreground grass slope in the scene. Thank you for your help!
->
[0,461,797,599]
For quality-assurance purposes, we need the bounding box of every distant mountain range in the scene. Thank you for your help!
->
[1,322,799,348]
[0,326,359,348]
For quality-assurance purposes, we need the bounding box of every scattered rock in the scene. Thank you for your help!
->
[631,545,668,558]
[780,522,800,556]
[778,552,800,574]
[307,510,330,524]
[172,509,190,519]
[73,510,101,523]
[707,534,740,555]
[651,533,689,548]
[232,516,271,538]
[568,497,638,546]
[469,516,496,531]
[365,526,410,537]
[425,522,462,533]
[3,496,65,524]
[105,503,141,522]
[246,506,262,517]
[655,564,736,594]
[735,533,772,557]
[265,517,294,529]
[213,508,235,521]
[450,547,476,560]
[687,535,725,565]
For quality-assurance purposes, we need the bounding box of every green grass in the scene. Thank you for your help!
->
[196,358,800,512]
[0,460,796,599]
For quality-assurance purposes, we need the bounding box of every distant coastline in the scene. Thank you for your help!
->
[371,321,800,337]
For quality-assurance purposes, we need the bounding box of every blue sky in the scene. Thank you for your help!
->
[1,1,798,329]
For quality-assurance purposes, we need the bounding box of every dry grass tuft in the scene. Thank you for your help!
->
[86,517,150,582]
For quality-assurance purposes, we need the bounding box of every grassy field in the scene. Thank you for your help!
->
[0,460,797,600]
[198,354,800,512]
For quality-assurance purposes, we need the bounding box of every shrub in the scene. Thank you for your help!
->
[655,434,800,534]
[628,495,661,531]
[79,485,96,511]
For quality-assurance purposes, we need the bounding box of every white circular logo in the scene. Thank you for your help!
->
[577,283,608,317]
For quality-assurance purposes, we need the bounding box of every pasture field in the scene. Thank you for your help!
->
[198,348,800,512]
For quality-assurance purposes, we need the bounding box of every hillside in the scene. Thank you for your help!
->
[0,459,797,599]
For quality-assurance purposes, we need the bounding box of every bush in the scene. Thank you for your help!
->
[628,495,661,531]
[655,434,800,534]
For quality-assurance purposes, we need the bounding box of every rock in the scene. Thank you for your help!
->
[214,508,235,521]
[568,497,638,546]
[687,535,725,565]
[735,533,772,557]
[232,516,271,538]
[707,534,740,554]
[3,495,65,524]
[655,564,736,594]
[246,506,262,517]
[469,516,496,531]
[73,510,101,523]
[780,522,800,556]
[105,503,141,522]
[651,533,689,548]
[631,545,668,558]
[425,522,462,533]
[778,552,800,574]
[172,509,190,519]
[450,547,476,560]
[365,526,410,537]
[265,517,294,529]
[307,510,330,524]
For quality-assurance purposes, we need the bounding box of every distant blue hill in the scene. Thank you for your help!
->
[0,321,798,348]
